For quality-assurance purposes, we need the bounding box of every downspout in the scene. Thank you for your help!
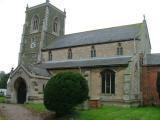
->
[79,67,82,74]
[134,37,136,54]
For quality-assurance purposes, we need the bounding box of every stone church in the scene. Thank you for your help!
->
[6,1,160,107]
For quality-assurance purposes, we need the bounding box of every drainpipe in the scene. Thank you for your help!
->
[134,37,136,54]
[79,67,82,74]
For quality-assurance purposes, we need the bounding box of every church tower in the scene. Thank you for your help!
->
[18,0,66,65]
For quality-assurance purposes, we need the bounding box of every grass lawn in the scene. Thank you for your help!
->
[23,103,160,120]
[0,113,5,120]
[23,103,55,120]
[0,96,5,103]
[24,102,48,113]
[77,106,160,120]
[0,109,5,120]
[0,116,5,120]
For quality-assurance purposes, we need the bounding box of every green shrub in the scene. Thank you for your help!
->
[44,71,89,116]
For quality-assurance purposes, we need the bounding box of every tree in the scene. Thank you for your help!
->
[0,71,10,89]
[44,71,89,116]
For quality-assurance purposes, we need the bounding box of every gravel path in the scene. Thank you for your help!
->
[0,104,43,120]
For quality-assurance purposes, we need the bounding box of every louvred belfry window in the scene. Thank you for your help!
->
[31,15,39,31]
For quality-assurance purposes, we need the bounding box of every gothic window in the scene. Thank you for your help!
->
[68,48,72,59]
[117,43,123,55]
[30,37,36,48]
[31,15,39,31]
[101,69,115,94]
[48,51,52,61]
[91,45,96,58]
[53,17,60,34]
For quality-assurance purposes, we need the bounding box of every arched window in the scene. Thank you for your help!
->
[53,17,60,34]
[117,43,123,55]
[31,15,39,31]
[91,45,96,58]
[68,48,72,59]
[101,69,115,94]
[48,51,52,61]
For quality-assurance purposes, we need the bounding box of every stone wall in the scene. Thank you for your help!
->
[19,3,65,65]
[42,40,135,62]
[6,66,49,103]
[49,66,127,105]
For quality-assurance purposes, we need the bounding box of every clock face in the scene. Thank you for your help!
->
[31,42,36,48]
[30,36,38,48]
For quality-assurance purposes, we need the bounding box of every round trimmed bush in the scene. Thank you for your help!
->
[44,71,89,116]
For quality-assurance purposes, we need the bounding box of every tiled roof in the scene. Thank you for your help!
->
[38,56,131,69]
[24,64,50,77]
[44,23,142,50]
[144,54,160,65]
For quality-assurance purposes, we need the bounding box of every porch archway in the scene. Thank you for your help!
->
[14,78,27,104]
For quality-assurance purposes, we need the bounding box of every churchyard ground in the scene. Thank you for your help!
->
[1,102,160,120]
[0,104,43,120]
[23,103,160,120]
[0,112,5,120]
[0,96,6,120]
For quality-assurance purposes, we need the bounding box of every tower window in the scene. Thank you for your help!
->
[68,48,72,59]
[91,45,96,58]
[53,17,60,34]
[117,43,123,55]
[48,51,52,61]
[101,69,115,94]
[31,15,39,32]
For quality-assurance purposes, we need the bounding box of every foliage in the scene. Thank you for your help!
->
[24,102,47,112]
[0,71,10,89]
[156,72,160,98]
[44,71,89,116]
[77,106,160,120]
[0,96,5,103]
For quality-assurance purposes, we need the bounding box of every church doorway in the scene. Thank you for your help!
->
[14,78,27,104]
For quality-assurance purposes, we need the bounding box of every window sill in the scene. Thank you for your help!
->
[30,30,39,34]
[101,93,115,96]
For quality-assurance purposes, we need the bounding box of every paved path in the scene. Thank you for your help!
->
[0,104,42,120]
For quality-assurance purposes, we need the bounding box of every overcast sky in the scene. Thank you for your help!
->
[0,0,160,73]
